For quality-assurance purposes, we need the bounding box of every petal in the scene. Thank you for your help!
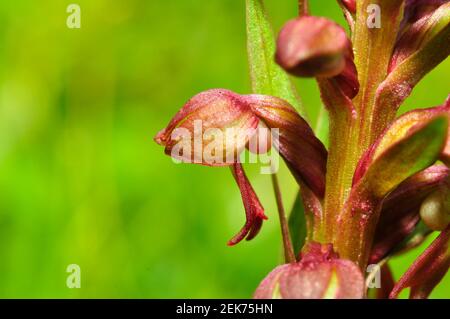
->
[246,94,328,198]
[370,165,449,263]
[155,89,259,166]
[275,16,349,78]
[389,225,450,299]
[228,162,267,246]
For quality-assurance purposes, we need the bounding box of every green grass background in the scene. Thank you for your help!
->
[0,0,448,298]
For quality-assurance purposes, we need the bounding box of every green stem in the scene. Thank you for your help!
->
[298,0,309,16]
[316,79,358,243]
[322,113,359,243]
[320,1,404,267]
[271,173,296,263]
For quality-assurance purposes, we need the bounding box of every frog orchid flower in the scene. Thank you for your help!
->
[155,89,327,245]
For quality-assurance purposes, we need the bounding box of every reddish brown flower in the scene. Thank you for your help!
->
[155,89,326,244]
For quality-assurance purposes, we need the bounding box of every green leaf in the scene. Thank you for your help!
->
[288,193,307,254]
[246,0,306,117]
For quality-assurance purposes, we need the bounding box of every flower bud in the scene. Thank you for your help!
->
[254,243,364,299]
[420,186,450,231]
[275,16,349,78]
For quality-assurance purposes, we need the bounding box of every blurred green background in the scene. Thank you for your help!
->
[0,0,448,298]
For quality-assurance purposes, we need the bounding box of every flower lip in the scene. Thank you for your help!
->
[228,162,267,246]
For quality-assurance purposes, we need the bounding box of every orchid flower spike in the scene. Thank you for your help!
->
[155,0,450,299]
